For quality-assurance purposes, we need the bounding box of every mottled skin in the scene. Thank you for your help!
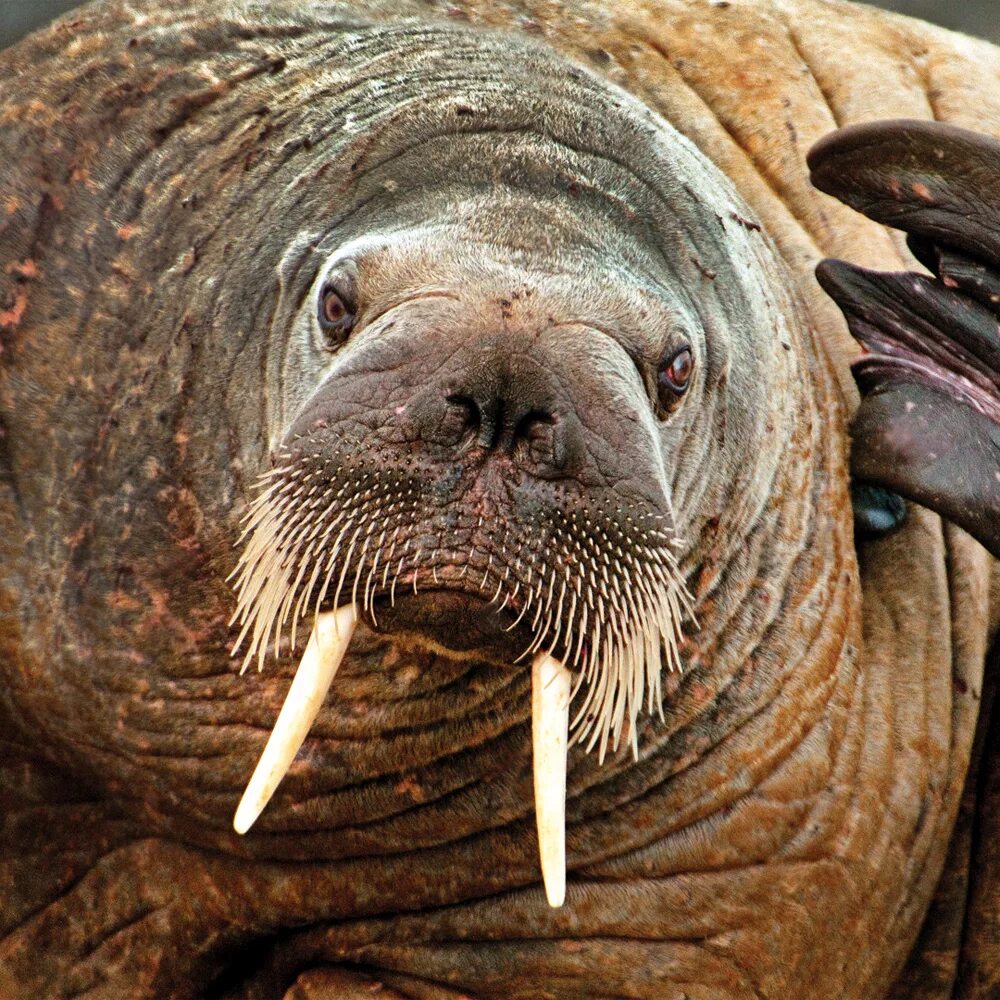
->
[0,3,997,1000]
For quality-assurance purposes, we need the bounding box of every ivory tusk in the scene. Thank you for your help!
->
[532,651,572,907]
[234,604,357,835]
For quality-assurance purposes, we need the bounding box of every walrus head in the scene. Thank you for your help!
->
[213,17,806,900]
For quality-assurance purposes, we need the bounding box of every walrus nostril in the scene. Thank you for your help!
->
[515,408,556,439]
[515,408,561,467]
[443,393,481,439]
[433,393,480,452]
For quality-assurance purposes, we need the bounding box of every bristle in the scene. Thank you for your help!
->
[229,447,695,761]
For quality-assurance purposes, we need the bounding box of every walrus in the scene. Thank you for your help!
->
[0,1,998,998]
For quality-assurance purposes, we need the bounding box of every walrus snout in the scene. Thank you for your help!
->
[400,333,583,479]
[232,286,692,744]
[231,294,691,900]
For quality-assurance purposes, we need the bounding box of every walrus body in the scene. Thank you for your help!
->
[0,2,997,998]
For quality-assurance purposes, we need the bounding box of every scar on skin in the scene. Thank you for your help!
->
[6,259,39,279]
[0,287,28,330]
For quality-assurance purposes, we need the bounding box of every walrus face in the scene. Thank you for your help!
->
[237,223,694,744]
[223,37,803,897]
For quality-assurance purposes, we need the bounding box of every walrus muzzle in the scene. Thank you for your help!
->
[228,301,691,904]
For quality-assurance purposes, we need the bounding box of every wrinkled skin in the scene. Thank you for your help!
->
[811,120,1000,999]
[0,2,998,999]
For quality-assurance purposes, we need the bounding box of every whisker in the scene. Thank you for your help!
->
[229,447,694,759]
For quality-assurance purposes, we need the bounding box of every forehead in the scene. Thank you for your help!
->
[321,166,680,265]
[318,221,695,345]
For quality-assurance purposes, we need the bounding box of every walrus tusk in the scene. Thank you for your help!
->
[234,604,357,835]
[532,651,572,907]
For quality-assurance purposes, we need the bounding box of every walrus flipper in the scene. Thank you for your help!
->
[808,120,1000,558]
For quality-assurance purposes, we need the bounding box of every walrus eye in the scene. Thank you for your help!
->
[318,282,356,347]
[657,345,694,410]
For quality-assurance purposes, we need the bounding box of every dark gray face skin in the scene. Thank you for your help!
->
[265,213,689,671]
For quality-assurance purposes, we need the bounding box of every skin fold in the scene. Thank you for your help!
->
[0,2,997,999]
[809,119,1000,998]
